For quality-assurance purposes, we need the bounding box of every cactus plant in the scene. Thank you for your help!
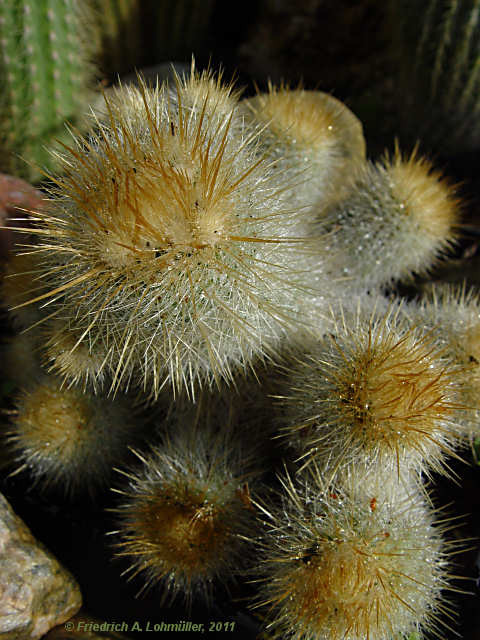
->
[92,0,217,79]
[276,304,467,483]
[252,469,455,640]
[111,396,261,606]
[319,146,460,290]
[388,0,480,153]
[12,69,340,399]
[242,85,366,210]
[7,372,139,495]
[0,0,99,181]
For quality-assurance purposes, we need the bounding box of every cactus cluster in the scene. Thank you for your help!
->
[0,63,477,639]
[0,3,479,639]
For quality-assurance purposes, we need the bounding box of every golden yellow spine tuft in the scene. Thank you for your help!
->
[252,469,458,640]
[277,305,467,481]
[319,145,461,289]
[41,320,108,393]
[387,145,460,250]
[243,84,366,208]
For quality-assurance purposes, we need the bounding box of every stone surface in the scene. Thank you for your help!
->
[0,492,82,640]
[0,173,43,258]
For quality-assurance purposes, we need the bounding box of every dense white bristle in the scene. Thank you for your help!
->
[252,468,458,640]
[319,146,460,290]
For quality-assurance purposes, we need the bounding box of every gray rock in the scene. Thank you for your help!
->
[0,492,82,640]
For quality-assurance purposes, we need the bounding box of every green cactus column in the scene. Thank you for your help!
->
[0,0,99,181]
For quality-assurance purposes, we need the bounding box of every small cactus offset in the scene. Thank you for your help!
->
[7,371,139,496]
[0,0,99,180]
[110,393,261,606]
[319,145,460,290]
[252,469,457,640]
[242,84,366,210]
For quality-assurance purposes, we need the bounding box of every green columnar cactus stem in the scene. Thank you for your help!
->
[0,0,99,181]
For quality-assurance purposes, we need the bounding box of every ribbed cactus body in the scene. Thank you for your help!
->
[390,0,480,153]
[0,0,98,180]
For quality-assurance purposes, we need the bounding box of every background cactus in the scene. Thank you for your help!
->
[92,0,217,80]
[0,0,99,181]
[388,0,480,154]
